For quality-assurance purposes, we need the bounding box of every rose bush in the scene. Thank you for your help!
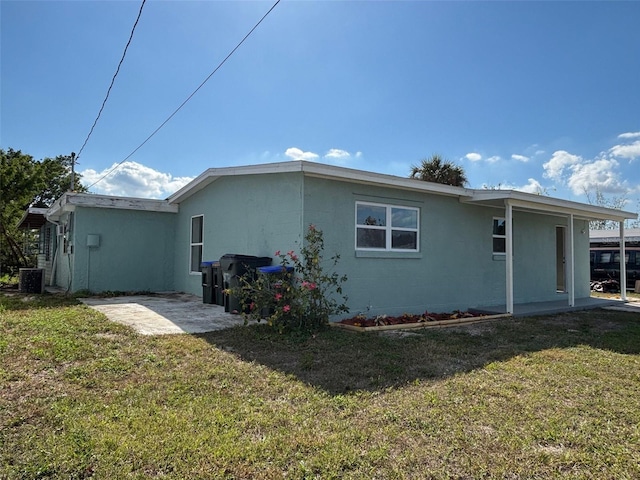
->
[233,225,348,333]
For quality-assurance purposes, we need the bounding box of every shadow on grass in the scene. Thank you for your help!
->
[198,309,640,395]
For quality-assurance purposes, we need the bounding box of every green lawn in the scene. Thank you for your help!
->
[1,292,639,479]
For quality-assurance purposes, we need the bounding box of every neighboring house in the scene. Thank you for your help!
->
[18,161,638,316]
[590,228,640,288]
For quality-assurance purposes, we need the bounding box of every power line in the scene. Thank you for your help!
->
[76,0,147,163]
[86,0,281,191]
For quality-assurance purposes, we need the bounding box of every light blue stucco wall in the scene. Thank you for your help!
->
[66,207,175,293]
[173,172,305,295]
[302,177,505,315]
[301,177,593,316]
[573,218,592,299]
[55,171,592,311]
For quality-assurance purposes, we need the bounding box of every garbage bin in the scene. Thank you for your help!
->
[212,262,224,306]
[257,265,294,282]
[201,261,218,304]
[257,265,294,317]
[19,268,44,294]
[219,254,271,313]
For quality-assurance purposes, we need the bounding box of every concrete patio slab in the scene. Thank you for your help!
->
[80,293,249,335]
[602,300,640,314]
[472,297,630,317]
[79,293,639,336]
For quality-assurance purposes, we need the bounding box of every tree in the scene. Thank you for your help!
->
[409,154,468,187]
[0,148,87,273]
[584,187,639,230]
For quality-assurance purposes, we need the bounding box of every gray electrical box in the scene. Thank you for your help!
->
[87,234,100,248]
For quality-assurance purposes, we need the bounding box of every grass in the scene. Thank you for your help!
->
[591,290,640,302]
[1,293,639,479]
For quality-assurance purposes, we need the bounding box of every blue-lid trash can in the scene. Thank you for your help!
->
[219,254,272,313]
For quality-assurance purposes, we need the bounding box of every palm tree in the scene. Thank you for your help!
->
[409,154,468,187]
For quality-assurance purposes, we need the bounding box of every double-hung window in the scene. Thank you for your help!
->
[190,215,203,273]
[492,217,506,254]
[356,202,419,251]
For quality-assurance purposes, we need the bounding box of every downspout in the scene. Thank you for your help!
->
[505,200,514,314]
[620,221,627,301]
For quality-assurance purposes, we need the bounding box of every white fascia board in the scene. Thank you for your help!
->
[300,161,472,197]
[464,190,637,222]
[167,162,306,203]
[168,160,472,204]
[46,192,177,219]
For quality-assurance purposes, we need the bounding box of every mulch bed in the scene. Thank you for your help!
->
[333,310,510,332]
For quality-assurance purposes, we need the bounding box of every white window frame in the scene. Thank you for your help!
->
[190,215,204,274]
[493,217,506,255]
[355,201,419,252]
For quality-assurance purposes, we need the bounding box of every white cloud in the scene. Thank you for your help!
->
[284,147,319,161]
[464,152,482,162]
[511,154,529,163]
[516,178,546,195]
[324,149,351,160]
[486,156,501,164]
[355,151,363,158]
[566,158,624,195]
[609,140,640,160]
[617,132,640,139]
[80,161,194,199]
[542,150,581,180]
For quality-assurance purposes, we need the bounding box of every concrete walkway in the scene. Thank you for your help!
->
[79,292,640,336]
[80,293,249,335]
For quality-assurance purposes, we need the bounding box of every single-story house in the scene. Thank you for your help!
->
[590,228,640,247]
[18,160,638,316]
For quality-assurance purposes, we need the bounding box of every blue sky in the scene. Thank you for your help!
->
[2,1,639,212]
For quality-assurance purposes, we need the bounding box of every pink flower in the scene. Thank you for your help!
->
[283,305,291,313]
[309,224,316,231]
[274,293,283,301]
[275,250,281,256]
[301,281,317,290]
[250,302,256,311]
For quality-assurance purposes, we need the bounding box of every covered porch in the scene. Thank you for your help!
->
[462,191,637,314]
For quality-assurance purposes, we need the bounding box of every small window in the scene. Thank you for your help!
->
[493,217,506,254]
[190,215,203,273]
[356,202,419,251]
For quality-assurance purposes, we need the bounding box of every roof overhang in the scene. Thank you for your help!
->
[167,160,638,224]
[462,190,637,222]
[16,207,48,230]
[168,160,472,204]
[46,192,178,222]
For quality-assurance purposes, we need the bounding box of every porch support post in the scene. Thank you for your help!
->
[567,214,575,307]
[620,221,627,301]
[505,200,514,314]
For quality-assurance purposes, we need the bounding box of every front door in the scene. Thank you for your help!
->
[556,226,566,292]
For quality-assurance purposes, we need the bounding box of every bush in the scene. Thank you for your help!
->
[233,225,348,333]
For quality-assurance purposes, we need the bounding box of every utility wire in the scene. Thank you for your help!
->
[86,0,281,191]
[76,0,147,163]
